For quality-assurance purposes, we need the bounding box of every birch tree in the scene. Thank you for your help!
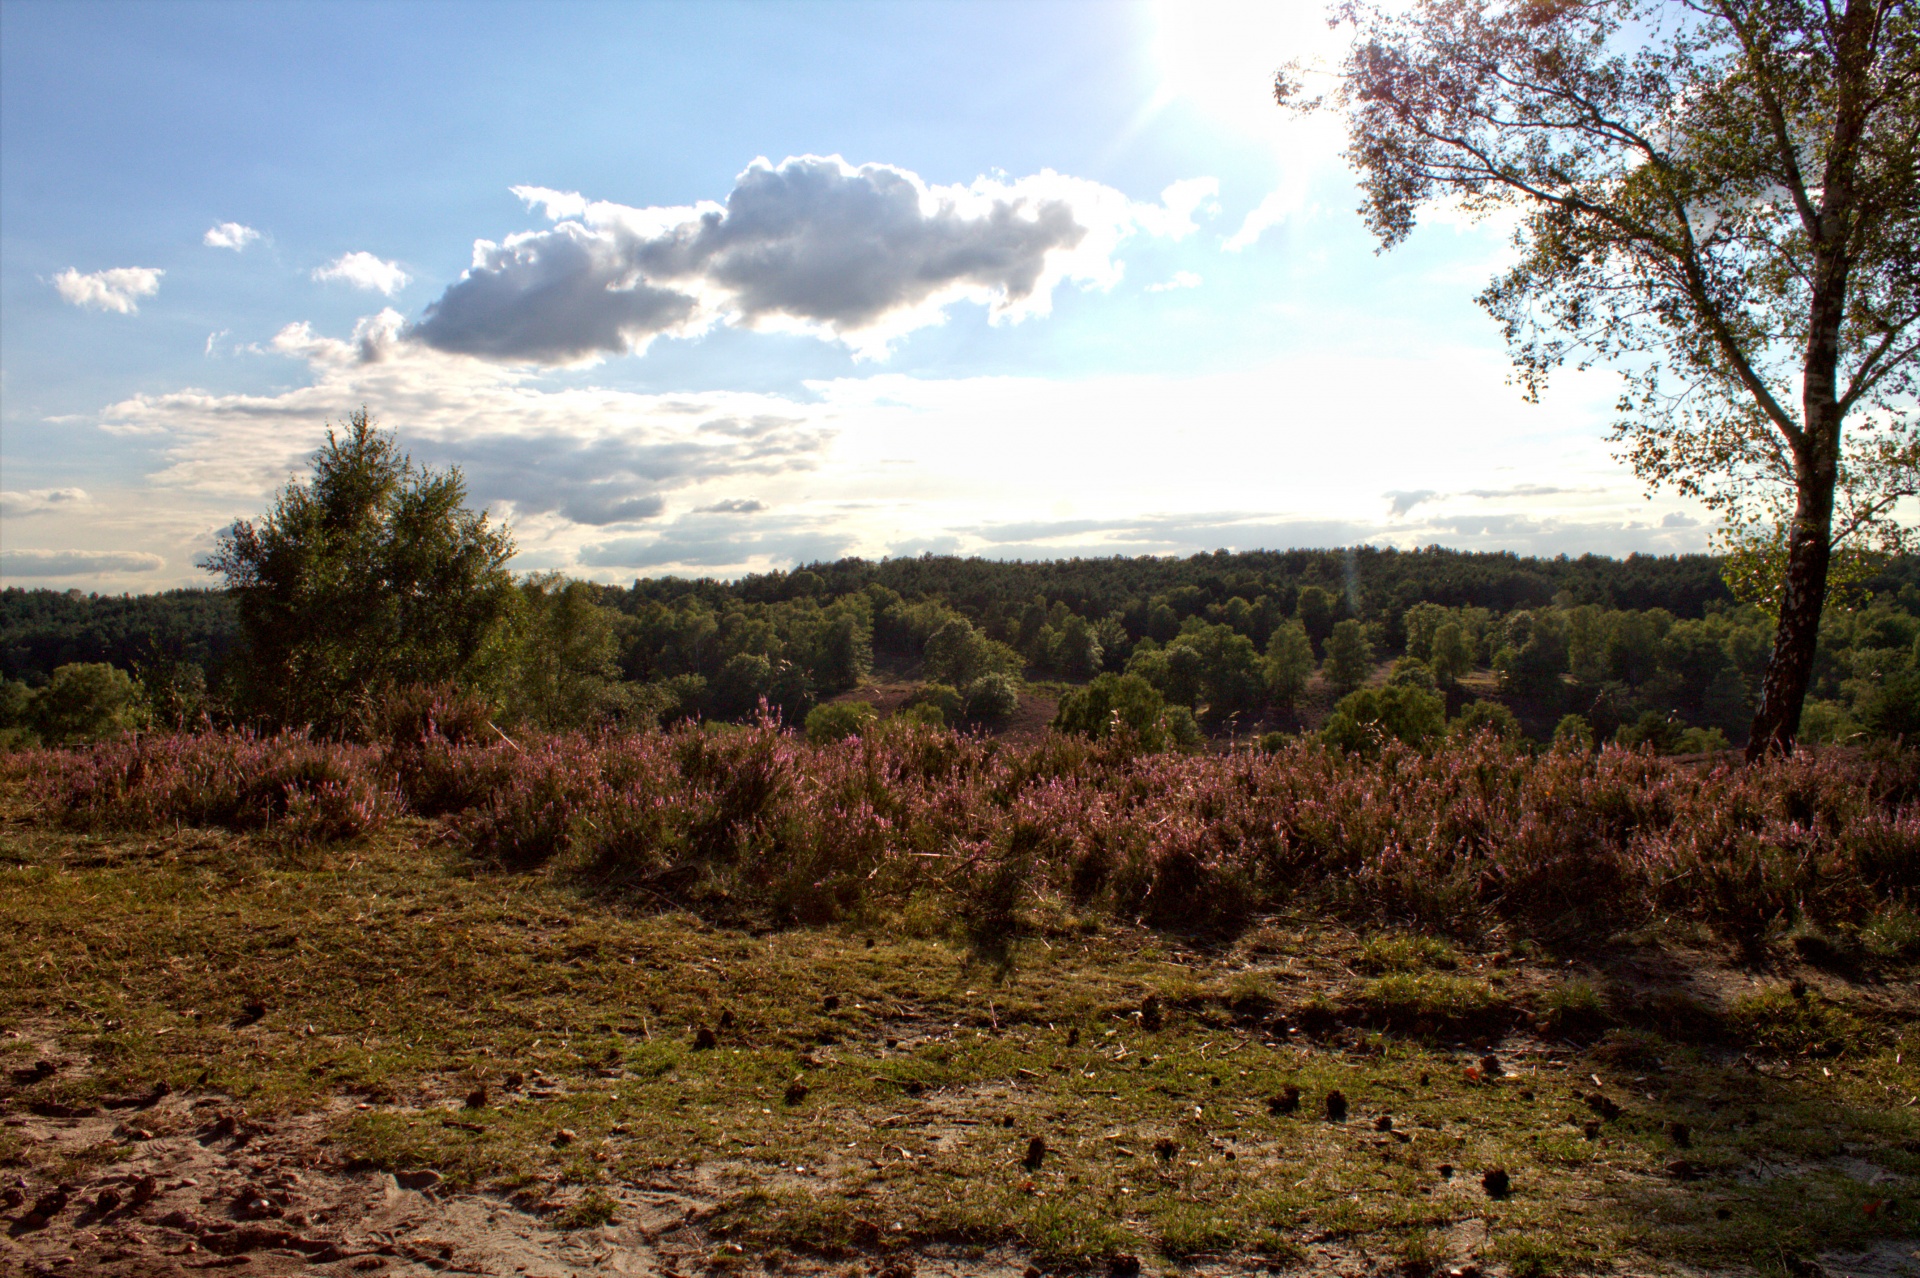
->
[1287,0,1919,755]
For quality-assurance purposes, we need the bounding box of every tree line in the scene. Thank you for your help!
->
[4,414,1917,753]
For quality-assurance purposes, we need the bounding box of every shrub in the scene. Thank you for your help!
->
[894,701,947,728]
[28,663,146,745]
[1675,725,1731,753]
[1451,699,1521,742]
[25,732,396,845]
[905,682,964,725]
[804,700,876,744]
[1552,713,1596,751]
[1162,704,1203,749]
[1321,685,1445,754]
[1388,657,1437,690]
[14,721,1918,953]
[1616,710,1683,753]
[962,673,1021,725]
[1052,673,1166,746]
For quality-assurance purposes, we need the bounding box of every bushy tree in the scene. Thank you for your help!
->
[1296,585,1340,654]
[1053,672,1170,747]
[1553,713,1597,752]
[204,410,517,732]
[923,618,1022,687]
[1324,618,1374,693]
[1320,684,1446,754]
[805,699,877,743]
[1264,620,1316,710]
[1451,699,1522,742]
[23,662,146,744]
[508,574,620,731]
[1388,657,1438,690]
[962,672,1021,725]
[1429,620,1473,686]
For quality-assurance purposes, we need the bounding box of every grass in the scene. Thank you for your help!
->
[1,769,1917,1274]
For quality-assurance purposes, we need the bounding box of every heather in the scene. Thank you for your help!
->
[15,722,1917,950]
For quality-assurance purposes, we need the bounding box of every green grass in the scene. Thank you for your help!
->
[0,798,1915,1274]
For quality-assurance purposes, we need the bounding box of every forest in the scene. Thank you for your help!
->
[4,543,1917,754]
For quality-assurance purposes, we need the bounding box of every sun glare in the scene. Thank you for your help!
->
[1151,0,1343,136]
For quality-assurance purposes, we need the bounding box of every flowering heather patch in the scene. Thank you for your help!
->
[11,723,1918,943]
[11,731,398,846]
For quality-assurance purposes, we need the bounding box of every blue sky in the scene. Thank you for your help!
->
[0,0,1711,589]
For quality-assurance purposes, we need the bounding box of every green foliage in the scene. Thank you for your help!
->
[1799,698,1862,744]
[1355,933,1458,973]
[1052,672,1168,747]
[24,663,146,745]
[1295,584,1340,652]
[1162,703,1203,748]
[961,672,1020,726]
[1428,619,1473,685]
[1320,684,1445,755]
[204,410,517,733]
[900,682,961,728]
[1388,656,1437,690]
[804,700,877,744]
[1323,618,1374,693]
[1725,986,1865,1058]
[1493,608,1569,697]
[506,574,620,731]
[922,617,1022,687]
[1263,619,1315,709]
[136,657,208,731]
[1451,699,1521,742]
[1552,713,1596,751]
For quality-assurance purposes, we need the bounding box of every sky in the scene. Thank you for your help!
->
[0,0,1714,592]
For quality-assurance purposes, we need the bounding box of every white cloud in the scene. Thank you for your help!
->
[0,488,90,517]
[65,300,1710,584]
[1224,190,1295,252]
[203,222,261,250]
[95,310,839,543]
[53,266,163,314]
[0,548,163,577]
[410,155,1213,364]
[1147,271,1203,293]
[313,251,411,296]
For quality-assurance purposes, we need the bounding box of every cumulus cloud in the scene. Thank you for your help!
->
[1384,489,1438,517]
[409,155,1214,363]
[0,488,90,517]
[1,548,164,577]
[1146,271,1203,293]
[95,310,837,538]
[53,267,163,314]
[313,251,411,296]
[204,222,261,250]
